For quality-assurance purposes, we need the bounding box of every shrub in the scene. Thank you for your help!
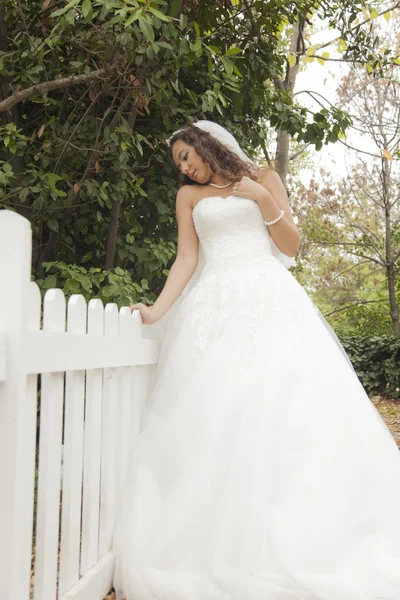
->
[339,334,400,398]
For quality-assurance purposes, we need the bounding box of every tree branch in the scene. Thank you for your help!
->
[324,299,387,318]
[0,66,118,113]
[289,142,311,161]
[307,1,400,55]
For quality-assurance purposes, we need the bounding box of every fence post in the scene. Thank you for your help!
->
[0,211,37,599]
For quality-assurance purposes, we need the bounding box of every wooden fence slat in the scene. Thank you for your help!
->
[28,282,42,599]
[114,308,135,513]
[60,551,114,600]
[81,300,104,575]
[0,333,6,381]
[23,331,160,372]
[0,212,37,600]
[126,311,144,454]
[98,303,119,559]
[34,289,66,600]
[59,295,87,598]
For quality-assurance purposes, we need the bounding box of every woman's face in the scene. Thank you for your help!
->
[172,140,213,184]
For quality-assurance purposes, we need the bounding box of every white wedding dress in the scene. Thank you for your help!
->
[113,195,400,600]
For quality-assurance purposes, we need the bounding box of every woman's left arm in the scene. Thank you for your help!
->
[233,171,300,257]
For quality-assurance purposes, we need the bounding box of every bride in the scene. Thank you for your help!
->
[112,121,400,600]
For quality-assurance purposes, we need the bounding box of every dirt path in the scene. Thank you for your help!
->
[371,395,400,447]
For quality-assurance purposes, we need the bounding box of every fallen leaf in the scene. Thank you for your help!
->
[38,124,45,138]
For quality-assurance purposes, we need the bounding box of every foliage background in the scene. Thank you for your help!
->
[1,0,400,394]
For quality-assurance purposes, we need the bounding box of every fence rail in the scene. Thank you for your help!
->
[0,211,160,600]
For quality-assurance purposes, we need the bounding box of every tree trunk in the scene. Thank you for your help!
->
[381,148,399,335]
[274,19,305,184]
[104,199,120,270]
[275,130,290,184]
[387,262,400,335]
[104,104,139,270]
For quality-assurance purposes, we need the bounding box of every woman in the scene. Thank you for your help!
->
[113,121,400,600]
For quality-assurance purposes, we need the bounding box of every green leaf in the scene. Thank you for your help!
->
[65,8,76,24]
[207,56,213,77]
[48,219,59,232]
[169,0,181,17]
[148,6,170,22]
[192,39,201,52]
[45,173,64,187]
[82,0,92,20]
[82,251,92,263]
[50,0,79,18]
[226,47,242,56]
[43,275,57,289]
[157,40,173,50]
[221,57,234,76]
[139,18,155,42]
[179,13,187,29]
[125,8,142,26]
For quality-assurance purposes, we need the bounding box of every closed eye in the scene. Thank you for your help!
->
[176,153,189,172]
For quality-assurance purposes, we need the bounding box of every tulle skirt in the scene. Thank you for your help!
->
[113,258,400,600]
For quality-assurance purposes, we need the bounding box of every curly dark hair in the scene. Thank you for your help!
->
[169,123,258,186]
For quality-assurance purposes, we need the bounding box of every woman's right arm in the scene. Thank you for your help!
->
[131,186,199,323]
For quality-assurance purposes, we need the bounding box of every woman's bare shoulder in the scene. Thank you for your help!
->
[176,185,207,209]
[256,166,282,186]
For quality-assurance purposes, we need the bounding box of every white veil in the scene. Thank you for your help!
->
[144,121,355,374]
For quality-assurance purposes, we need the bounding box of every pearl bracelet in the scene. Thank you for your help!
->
[263,209,284,227]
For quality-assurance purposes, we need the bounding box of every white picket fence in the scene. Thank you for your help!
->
[0,211,161,600]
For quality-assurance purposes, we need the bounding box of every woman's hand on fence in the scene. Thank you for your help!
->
[130,303,162,325]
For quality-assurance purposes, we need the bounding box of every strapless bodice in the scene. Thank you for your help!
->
[192,195,287,269]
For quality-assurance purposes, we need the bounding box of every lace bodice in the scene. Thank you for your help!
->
[167,195,300,371]
[192,195,295,270]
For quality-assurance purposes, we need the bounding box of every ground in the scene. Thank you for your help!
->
[371,395,400,447]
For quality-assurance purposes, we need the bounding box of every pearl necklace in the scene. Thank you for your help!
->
[208,181,232,189]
